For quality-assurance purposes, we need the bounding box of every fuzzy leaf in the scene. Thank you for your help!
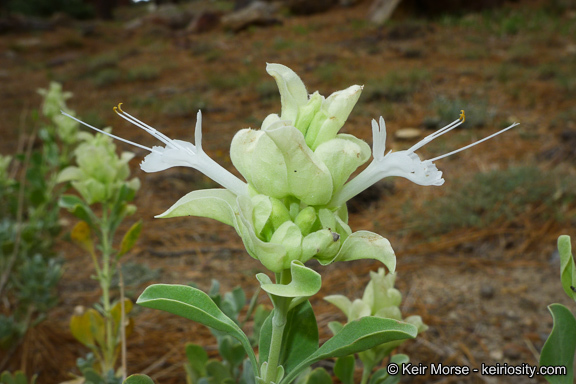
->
[281,317,417,384]
[558,235,576,301]
[334,355,355,384]
[539,303,576,384]
[70,221,94,254]
[137,284,257,373]
[123,374,155,384]
[118,221,142,258]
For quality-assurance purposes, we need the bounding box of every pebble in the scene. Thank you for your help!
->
[480,284,495,299]
[395,128,422,140]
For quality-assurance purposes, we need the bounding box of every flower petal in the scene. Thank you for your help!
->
[140,140,197,173]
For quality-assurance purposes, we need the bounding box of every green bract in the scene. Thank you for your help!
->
[58,130,140,204]
[158,190,395,273]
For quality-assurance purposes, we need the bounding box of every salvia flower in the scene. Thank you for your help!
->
[329,112,519,207]
[61,63,517,274]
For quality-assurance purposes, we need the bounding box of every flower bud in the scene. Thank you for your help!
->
[305,85,363,150]
[294,206,317,236]
[293,91,323,136]
[269,221,303,266]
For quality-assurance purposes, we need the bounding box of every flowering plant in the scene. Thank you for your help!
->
[64,63,516,384]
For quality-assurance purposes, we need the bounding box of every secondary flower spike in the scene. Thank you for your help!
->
[329,112,520,207]
[62,105,248,197]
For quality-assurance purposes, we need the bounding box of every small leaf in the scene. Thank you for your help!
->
[558,235,576,301]
[118,221,142,258]
[257,261,321,298]
[372,355,409,384]
[241,359,256,384]
[185,343,208,378]
[70,221,94,254]
[368,369,388,384]
[281,317,417,384]
[539,303,576,384]
[205,360,233,383]
[305,368,332,384]
[70,308,95,347]
[0,371,15,384]
[219,335,246,370]
[334,355,355,384]
[123,374,155,384]
[136,284,258,374]
[59,195,95,225]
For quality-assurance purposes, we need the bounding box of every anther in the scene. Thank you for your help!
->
[459,110,465,122]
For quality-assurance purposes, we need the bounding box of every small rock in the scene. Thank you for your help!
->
[46,52,79,67]
[368,0,402,25]
[480,285,495,300]
[395,128,422,140]
[124,18,144,31]
[502,343,522,360]
[221,1,281,32]
[187,11,221,34]
[490,350,503,360]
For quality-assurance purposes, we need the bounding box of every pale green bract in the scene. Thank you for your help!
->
[62,63,518,274]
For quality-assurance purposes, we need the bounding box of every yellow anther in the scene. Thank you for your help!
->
[459,110,466,122]
[117,102,124,113]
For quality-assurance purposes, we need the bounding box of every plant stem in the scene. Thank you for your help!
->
[263,270,292,384]
[100,206,116,374]
[360,364,371,384]
[264,303,288,384]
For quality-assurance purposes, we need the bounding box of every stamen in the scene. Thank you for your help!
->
[113,104,178,149]
[459,110,465,122]
[428,122,519,162]
[408,116,464,153]
[61,111,158,153]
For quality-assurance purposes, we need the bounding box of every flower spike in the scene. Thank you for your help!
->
[329,114,518,207]
[62,106,248,197]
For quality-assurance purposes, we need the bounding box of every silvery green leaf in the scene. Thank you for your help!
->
[558,235,576,301]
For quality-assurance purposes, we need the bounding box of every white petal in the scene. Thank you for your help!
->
[140,140,197,173]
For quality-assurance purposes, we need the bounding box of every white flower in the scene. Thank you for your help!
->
[62,105,248,197]
[329,112,519,207]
